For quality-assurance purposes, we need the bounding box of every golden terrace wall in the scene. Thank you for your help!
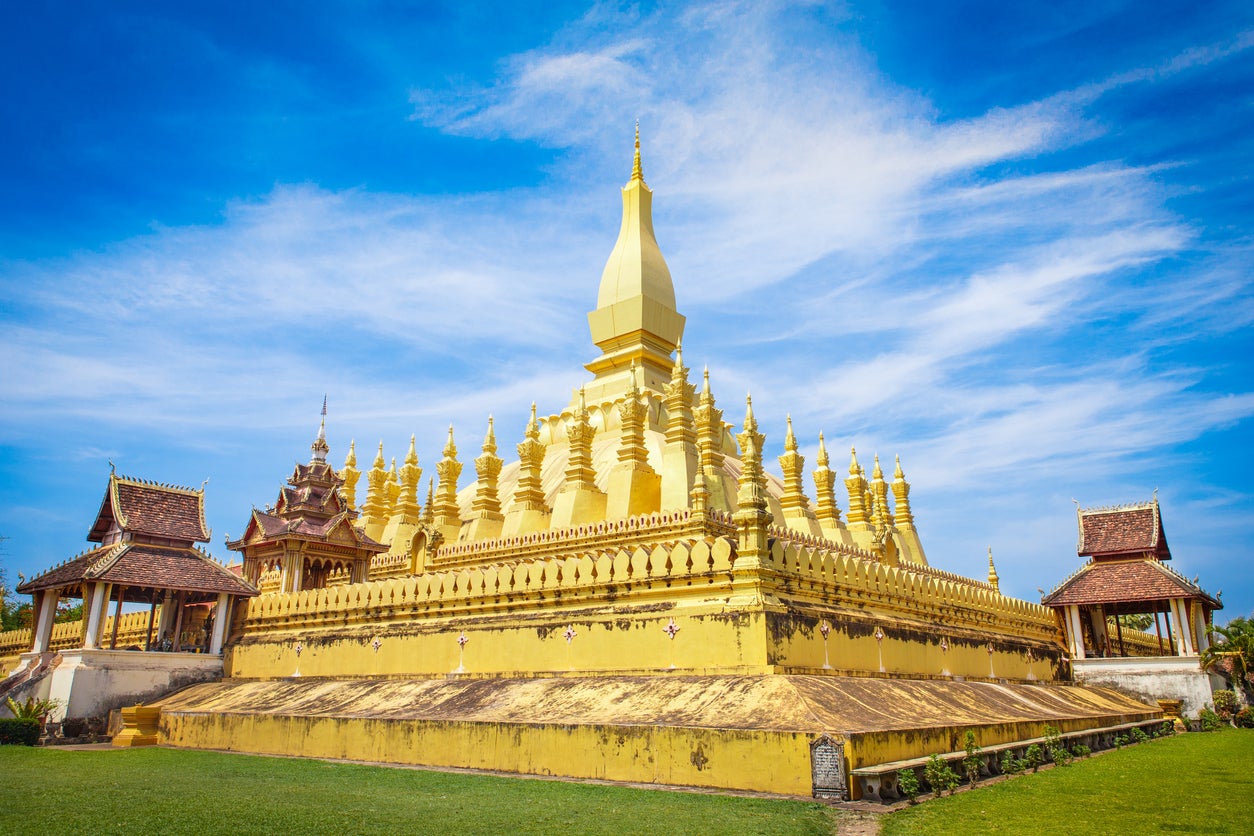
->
[226,517,1067,682]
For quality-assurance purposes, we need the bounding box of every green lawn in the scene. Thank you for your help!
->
[0,747,837,836]
[883,729,1254,836]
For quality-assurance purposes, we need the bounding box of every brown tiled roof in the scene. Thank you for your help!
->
[18,544,256,597]
[1043,559,1218,607]
[16,545,120,593]
[227,510,385,552]
[1077,499,1168,559]
[88,475,210,543]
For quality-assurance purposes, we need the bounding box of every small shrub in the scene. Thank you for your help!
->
[4,696,60,721]
[1043,725,1071,766]
[1071,743,1091,759]
[1130,727,1149,744]
[1000,749,1023,776]
[924,754,960,798]
[1213,689,1236,720]
[1199,707,1225,732]
[1114,734,1129,749]
[0,718,40,746]
[1159,721,1176,737]
[897,768,920,804]
[1023,744,1044,773]
[961,731,983,785]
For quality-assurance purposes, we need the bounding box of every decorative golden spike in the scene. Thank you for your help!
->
[778,415,815,526]
[483,416,497,454]
[891,454,915,527]
[340,440,360,511]
[432,425,464,538]
[631,120,644,185]
[394,435,422,520]
[844,446,870,529]
[987,547,1000,592]
[733,392,771,566]
[421,478,435,526]
[812,431,844,528]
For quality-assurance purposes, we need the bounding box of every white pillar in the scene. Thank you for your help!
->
[83,582,108,650]
[30,589,60,653]
[1171,599,1195,656]
[209,594,230,655]
[1194,606,1211,653]
[1067,606,1086,659]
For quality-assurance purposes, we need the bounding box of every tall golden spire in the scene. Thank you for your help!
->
[607,361,661,519]
[844,447,870,530]
[733,394,772,568]
[340,440,360,512]
[660,344,698,510]
[987,547,1000,592]
[552,387,608,528]
[432,425,464,541]
[362,441,390,536]
[503,403,551,538]
[891,454,913,526]
[394,435,422,520]
[586,124,685,395]
[871,454,892,529]
[384,457,400,520]
[812,432,844,531]
[778,416,819,535]
[693,366,730,513]
[465,417,504,541]
[421,477,435,526]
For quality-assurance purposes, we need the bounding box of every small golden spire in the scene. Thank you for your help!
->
[849,446,860,476]
[443,424,457,459]
[526,402,539,436]
[702,366,711,396]
[743,393,757,432]
[345,440,357,468]
[987,547,1000,592]
[421,477,435,525]
[631,120,644,185]
[872,454,884,480]
[817,432,829,467]
[405,434,419,466]
[483,416,497,454]
[373,441,385,469]
[893,454,904,480]
[784,415,798,451]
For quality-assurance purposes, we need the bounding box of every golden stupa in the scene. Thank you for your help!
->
[155,129,1160,800]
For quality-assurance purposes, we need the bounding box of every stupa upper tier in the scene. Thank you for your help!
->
[585,125,686,402]
[332,130,930,578]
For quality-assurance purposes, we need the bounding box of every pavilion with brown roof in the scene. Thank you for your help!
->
[227,411,386,594]
[17,472,257,656]
[1043,496,1220,660]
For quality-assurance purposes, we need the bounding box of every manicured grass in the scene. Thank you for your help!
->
[0,747,837,835]
[883,729,1254,836]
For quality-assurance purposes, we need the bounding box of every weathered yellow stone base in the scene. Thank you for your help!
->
[112,705,162,747]
[155,674,1158,799]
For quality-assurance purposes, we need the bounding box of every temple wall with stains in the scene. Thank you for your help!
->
[222,531,1067,681]
[158,712,815,796]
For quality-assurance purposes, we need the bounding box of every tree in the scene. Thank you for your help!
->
[1203,615,1254,703]
[1108,612,1154,632]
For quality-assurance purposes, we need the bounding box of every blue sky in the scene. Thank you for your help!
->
[1,1,1251,622]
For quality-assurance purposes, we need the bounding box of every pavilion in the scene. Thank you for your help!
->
[1043,496,1221,717]
[8,472,256,721]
